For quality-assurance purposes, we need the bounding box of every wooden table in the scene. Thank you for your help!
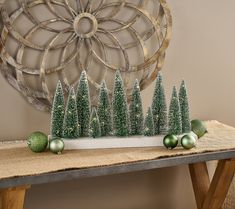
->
[1,121,235,209]
[0,150,235,209]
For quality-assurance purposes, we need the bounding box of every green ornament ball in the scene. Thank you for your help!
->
[49,139,64,154]
[27,131,48,153]
[191,119,207,138]
[163,134,178,150]
[181,134,196,150]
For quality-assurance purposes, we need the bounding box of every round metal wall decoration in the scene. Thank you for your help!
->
[0,0,172,112]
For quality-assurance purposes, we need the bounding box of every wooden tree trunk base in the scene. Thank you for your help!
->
[0,185,30,209]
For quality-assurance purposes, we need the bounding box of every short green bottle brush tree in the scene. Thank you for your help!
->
[50,81,65,138]
[129,79,144,135]
[112,71,129,137]
[179,80,191,133]
[143,107,155,136]
[76,71,91,137]
[168,86,182,135]
[89,108,101,138]
[97,81,112,136]
[151,73,168,135]
[62,87,80,138]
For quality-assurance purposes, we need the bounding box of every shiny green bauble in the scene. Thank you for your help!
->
[181,134,196,150]
[163,134,178,150]
[191,119,207,138]
[27,131,48,153]
[49,138,64,154]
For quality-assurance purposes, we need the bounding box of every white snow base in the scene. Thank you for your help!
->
[61,136,165,150]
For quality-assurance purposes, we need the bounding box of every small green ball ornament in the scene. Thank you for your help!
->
[181,134,196,150]
[49,139,64,154]
[163,134,178,150]
[191,119,207,138]
[27,131,48,153]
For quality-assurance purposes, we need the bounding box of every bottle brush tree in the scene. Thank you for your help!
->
[62,87,80,138]
[151,73,167,135]
[168,86,182,135]
[112,71,129,137]
[97,81,112,136]
[50,81,65,138]
[76,71,91,137]
[143,107,155,136]
[179,80,191,133]
[89,108,101,138]
[129,79,144,135]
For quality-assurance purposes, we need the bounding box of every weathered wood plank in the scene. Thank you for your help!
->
[0,186,30,209]
[202,159,235,209]
[189,162,210,209]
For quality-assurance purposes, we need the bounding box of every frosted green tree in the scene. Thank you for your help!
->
[143,107,155,136]
[89,108,101,138]
[50,81,65,138]
[76,71,91,137]
[168,86,182,135]
[97,81,112,136]
[179,80,191,133]
[151,73,167,135]
[112,71,129,137]
[129,79,144,135]
[62,87,80,138]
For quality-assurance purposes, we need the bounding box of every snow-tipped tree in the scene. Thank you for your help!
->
[168,86,182,135]
[179,80,191,133]
[89,108,101,138]
[76,71,91,137]
[62,87,80,138]
[151,73,167,135]
[97,81,112,136]
[112,71,129,137]
[129,79,144,135]
[143,107,155,136]
[50,81,65,138]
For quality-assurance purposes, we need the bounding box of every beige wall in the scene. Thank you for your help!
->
[1,0,235,208]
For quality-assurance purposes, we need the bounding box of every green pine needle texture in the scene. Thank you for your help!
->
[97,81,112,136]
[76,71,91,137]
[62,87,80,138]
[50,81,65,138]
[129,79,144,135]
[112,71,129,137]
[143,107,155,136]
[168,86,182,135]
[151,73,168,135]
[179,80,191,133]
[89,108,101,138]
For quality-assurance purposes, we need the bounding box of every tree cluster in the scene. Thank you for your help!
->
[50,71,191,139]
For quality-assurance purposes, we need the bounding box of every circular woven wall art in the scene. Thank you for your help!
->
[0,0,172,112]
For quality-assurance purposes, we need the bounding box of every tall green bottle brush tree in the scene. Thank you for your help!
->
[97,81,112,136]
[62,87,80,138]
[179,80,191,133]
[168,86,182,135]
[112,71,129,137]
[50,81,65,138]
[76,71,91,137]
[151,73,168,135]
[129,79,144,135]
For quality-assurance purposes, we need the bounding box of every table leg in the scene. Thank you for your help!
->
[189,162,210,209]
[189,159,235,209]
[0,185,30,209]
